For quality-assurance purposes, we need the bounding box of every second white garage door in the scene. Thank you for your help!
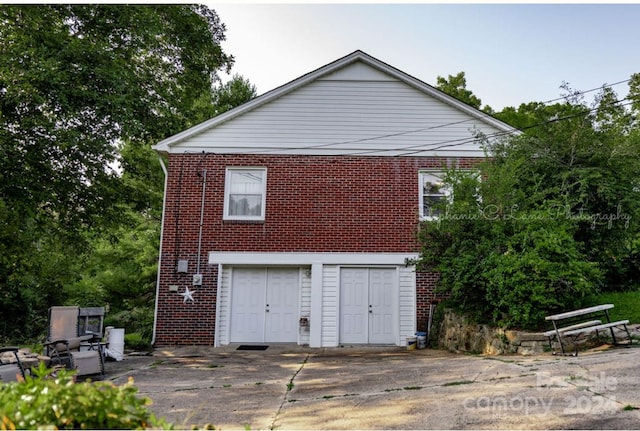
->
[229,268,300,343]
[340,268,397,344]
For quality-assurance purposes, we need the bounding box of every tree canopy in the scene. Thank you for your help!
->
[436,71,484,111]
[418,79,640,329]
[0,5,256,343]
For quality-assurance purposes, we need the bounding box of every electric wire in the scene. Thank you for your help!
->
[225,79,633,156]
[538,79,632,106]
[173,78,636,158]
[189,97,634,158]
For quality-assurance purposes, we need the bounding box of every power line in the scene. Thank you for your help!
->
[175,79,635,158]
[392,99,635,157]
[237,77,635,156]
[538,79,632,106]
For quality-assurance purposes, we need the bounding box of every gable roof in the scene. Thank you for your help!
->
[153,50,517,156]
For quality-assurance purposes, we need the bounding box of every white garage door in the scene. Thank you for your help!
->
[230,268,299,343]
[340,268,397,344]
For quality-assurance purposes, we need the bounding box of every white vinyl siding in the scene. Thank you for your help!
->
[398,266,416,345]
[299,268,312,345]
[170,78,504,157]
[321,265,339,347]
[212,254,417,348]
[216,266,233,346]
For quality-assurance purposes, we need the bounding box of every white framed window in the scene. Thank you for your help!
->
[419,171,451,220]
[224,167,267,221]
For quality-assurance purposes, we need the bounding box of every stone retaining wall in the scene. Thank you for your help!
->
[436,309,549,355]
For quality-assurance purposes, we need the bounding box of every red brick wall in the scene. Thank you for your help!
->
[154,153,479,345]
[416,271,444,332]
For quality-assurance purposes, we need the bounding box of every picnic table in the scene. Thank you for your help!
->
[544,304,632,356]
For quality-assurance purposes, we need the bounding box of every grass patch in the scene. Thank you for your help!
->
[207,364,223,368]
[483,357,515,363]
[584,291,640,324]
[124,332,151,351]
[488,376,512,382]
[149,360,165,368]
[443,380,474,387]
[623,405,638,411]
[403,386,423,390]
[322,395,335,399]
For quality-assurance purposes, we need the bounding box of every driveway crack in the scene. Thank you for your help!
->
[270,353,310,430]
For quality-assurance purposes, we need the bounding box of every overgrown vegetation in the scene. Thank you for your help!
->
[1,5,638,344]
[586,291,640,324]
[421,79,640,330]
[0,5,256,345]
[0,364,170,429]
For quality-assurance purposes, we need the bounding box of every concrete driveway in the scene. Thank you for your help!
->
[106,344,640,430]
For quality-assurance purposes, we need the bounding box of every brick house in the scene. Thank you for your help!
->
[151,50,515,347]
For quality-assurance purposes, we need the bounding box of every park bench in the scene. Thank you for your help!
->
[544,304,632,356]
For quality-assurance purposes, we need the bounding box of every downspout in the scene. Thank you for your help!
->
[196,169,207,275]
[152,155,169,346]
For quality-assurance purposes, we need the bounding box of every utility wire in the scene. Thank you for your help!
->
[538,79,632,106]
[175,78,636,158]
[392,99,635,157]
[238,78,636,156]
[210,97,634,158]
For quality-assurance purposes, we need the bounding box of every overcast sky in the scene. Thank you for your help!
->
[209,3,640,111]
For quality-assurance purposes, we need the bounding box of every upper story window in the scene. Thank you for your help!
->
[419,172,451,220]
[224,167,267,221]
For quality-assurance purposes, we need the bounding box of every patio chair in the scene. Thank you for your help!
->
[44,306,104,379]
[78,307,105,341]
[0,347,26,382]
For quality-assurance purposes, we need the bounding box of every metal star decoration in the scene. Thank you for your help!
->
[179,286,196,303]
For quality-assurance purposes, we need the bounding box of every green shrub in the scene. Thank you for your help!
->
[107,306,154,347]
[125,332,152,351]
[0,364,171,430]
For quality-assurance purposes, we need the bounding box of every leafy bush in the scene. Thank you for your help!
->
[107,305,155,347]
[125,332,153,351]
[0,364,170,430]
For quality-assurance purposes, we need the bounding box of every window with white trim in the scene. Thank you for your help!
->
[419,172,451,219]
[224,167,267,220]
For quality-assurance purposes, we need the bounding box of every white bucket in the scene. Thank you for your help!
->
[406,336,417,351]
[417,335,427,349]
[105,328,125,361]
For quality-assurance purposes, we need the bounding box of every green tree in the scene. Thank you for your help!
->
[436,71,484,110]
[418,81,640,329]
[0,5,236,343]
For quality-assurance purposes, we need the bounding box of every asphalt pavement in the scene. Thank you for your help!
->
[106,342,640,430]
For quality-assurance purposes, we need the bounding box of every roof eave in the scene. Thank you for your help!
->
[152,50,518,153]
[152,51,368,153]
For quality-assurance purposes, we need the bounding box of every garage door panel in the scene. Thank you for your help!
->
[340,268,397,345]
[339,268,369,344]
[230,269,266,343]
[265,269,299,342]
[231,268,299,344]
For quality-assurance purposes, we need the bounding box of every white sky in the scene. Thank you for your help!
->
[209,2,640,111]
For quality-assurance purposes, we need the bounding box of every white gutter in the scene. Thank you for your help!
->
[151,155,168,346]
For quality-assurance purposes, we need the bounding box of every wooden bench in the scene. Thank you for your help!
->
[544,304,632,356]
